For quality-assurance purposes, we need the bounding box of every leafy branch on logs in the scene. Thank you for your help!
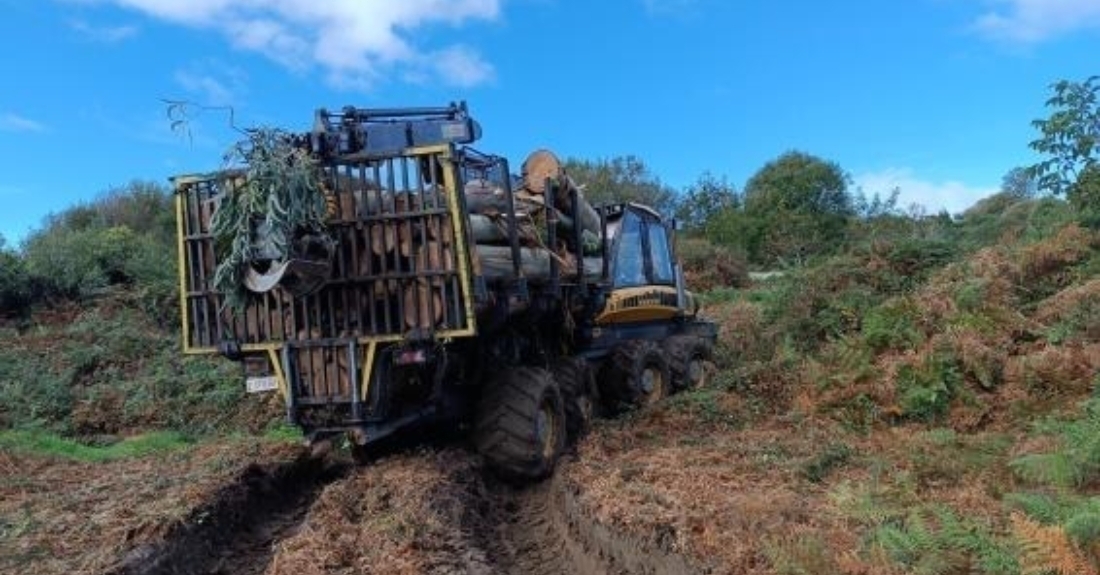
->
[210,128,329,311]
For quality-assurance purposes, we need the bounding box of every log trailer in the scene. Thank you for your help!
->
[174,103,716,480]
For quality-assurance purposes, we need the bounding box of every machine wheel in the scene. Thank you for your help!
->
[602,340,671,412]
[552,357,598,443]
[473,367,566,482]
[665,335,715,390]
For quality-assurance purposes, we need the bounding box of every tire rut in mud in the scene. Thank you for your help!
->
[108,452,348,575]
[475,465,703,575]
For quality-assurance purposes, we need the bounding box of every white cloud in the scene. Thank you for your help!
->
[83,0,500,88]
[974,0,1100,43]
[69,19,139,42]
[0,113,46,133]
[430,45,495,88]
[854,168,999,215]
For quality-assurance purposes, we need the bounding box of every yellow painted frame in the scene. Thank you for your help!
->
[173,145,481,403]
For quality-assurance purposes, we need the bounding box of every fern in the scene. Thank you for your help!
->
[1011,398,1100,489]
[763,534,839,575]
[871,507,1021,575]
[1010,493,1100,553]
[1007,492,1074,525]
[1012,511,1097,575]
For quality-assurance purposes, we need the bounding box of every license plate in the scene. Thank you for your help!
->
[246,375,278,394]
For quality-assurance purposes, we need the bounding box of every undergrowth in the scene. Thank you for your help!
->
[0,429,190,462]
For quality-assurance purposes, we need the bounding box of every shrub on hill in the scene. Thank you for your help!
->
[0,237,31,316]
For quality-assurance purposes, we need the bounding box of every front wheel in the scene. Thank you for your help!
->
[473,367,566,482]
[601,340,671,412]
[665,335,715,390]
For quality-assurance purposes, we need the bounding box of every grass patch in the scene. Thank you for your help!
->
[262,422,305,442]
[801,442,853,483]
[0,429,191,462]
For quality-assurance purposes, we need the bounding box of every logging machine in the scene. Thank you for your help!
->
[174,102,716,480]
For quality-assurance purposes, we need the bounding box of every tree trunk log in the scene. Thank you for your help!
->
[475,245,602,283]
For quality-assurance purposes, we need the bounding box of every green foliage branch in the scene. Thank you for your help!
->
[210,128,329,310]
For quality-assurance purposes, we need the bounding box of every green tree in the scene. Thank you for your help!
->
[0,236,31,316]
[21,181,179,304]
[1001,166,1037,200]
[562,155,678,215]
[675,172,739,232]
[1028,76,1100,210]
[740,151,853,266]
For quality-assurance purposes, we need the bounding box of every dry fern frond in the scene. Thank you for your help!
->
[1012,511,1097,575]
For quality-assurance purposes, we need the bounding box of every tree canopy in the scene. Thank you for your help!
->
[1028,76,1100,208]
[675,172,739,232]
[737,151,853,266]
[562,155,677,215]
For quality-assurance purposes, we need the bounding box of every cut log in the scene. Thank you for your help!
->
[337,190,356,221]
[475,245,602,283]
[521,149,563,195]
[465,180,547,216]
[427,215,453,245]
[403,279,444,329]
[464,179,509,214]
[415,240,454,272]
[554,180,602,237]
[370,223,398,256]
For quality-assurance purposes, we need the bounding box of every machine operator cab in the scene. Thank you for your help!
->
[595,203,699,325]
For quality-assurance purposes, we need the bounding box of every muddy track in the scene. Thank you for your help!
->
[107,453,349,575]
[474,462,705,575]
[107,448,702,575]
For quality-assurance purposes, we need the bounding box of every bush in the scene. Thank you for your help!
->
[678,236,749,291]
[0,238,31,316]
[22,225,174,302]
[863,297,923,352]
[859,237,957,294]
[1017,223,1098,304]
[895,348,962,421]
[1011,398,1100,489]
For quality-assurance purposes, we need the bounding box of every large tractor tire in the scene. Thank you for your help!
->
[473,367,566,482]
[552,357,598,443]
[665,335,715,391]
[601,340,671,412]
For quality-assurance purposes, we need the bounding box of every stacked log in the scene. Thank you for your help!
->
[466,149,603,285]
[265,148,606,334]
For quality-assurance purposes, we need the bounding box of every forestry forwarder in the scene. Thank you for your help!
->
[173,102,717,481]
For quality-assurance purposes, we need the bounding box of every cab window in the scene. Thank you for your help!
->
[613,211,646,287]
[648,223,675,284]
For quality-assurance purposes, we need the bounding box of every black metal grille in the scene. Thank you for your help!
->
[177,148,472,351]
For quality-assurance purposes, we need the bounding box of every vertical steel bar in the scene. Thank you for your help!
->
[546,177,560,296]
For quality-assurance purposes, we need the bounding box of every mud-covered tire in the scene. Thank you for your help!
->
[552,357,598,443]
[665,335,715,391]
[600,340,671,412]
[473,367,566,482]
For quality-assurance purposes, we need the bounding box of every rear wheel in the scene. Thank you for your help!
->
[552,357,598,443]
[601,340,671,412]
[473,367,565,482]
[665,335,714,390]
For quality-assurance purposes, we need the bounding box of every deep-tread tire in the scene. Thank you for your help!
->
[665,335,715,391]
[601,340,671,412]
[473,367,566,482]
[552,357,598,443]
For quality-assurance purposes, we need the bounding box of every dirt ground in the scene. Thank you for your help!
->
[3,436,715,575]
[0,437,304,575]
[3,365,1087,574]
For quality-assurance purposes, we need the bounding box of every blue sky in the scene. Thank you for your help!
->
[2,0,1099,244]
